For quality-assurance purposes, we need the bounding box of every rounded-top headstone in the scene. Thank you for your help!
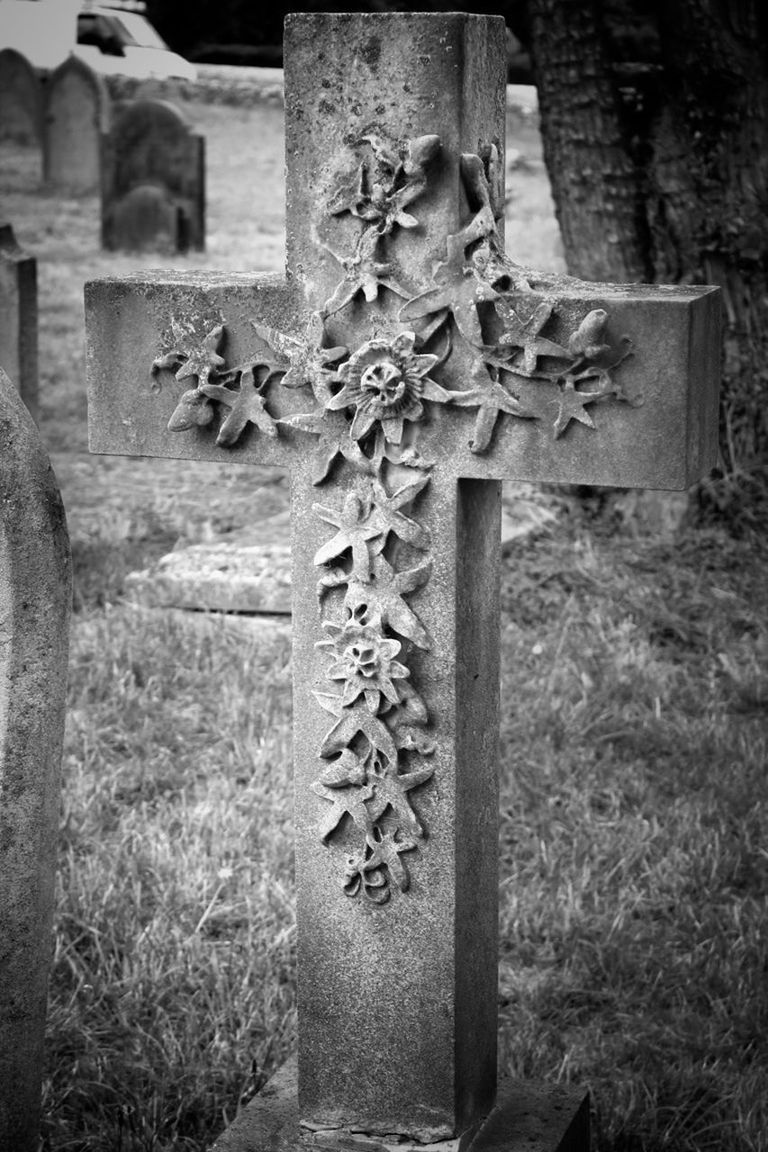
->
[44,54,110,192]
[101,97,205,251]
[0,365,70,1151]
[110,99,194,188]
[0,48,43,145]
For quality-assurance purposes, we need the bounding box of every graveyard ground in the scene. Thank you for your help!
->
[1,98,767,1152]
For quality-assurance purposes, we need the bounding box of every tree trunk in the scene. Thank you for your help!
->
[525,0,768,476]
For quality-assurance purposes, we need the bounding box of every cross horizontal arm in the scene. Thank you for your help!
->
[86,271,720,490]
[86,271,304,468]
[449,278,721,490]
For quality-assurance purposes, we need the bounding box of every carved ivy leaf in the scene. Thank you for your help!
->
[312,779,376,842]
[321,226,411,317]
[327,132,440,237]
[447,358,537,453]
[313,490,382,578]
[399,260,498,349]
[552,380,602,437]
[493,296,569,375]
[552,333,636,437]
[367,764,435,838]
[366,474,431,550]
[279,407,373,485]
[317,696,399,766]
[152,322,226,388]
[317,565,349,601]
[344,553,432,649]
[381,679,435,755]
[350,828,419,899]
[251,311,348,401]
[200,365,279,447]
[318,748,369,788]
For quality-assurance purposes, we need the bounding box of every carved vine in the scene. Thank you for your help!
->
[151,131,640,903]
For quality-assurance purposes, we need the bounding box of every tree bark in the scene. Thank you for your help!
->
[525,0,768,473]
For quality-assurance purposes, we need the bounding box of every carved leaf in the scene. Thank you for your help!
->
[318,698,398,765]
[344,554,431,648]
[167,388,216,432]
[200,366,279,447]
[312,780,375,841]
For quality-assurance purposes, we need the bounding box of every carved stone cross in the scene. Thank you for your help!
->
[86,13,720,1150]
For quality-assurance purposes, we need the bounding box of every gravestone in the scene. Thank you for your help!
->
[125,513,293,615]
[0,224,39,421]
[85,12,720,1151]
[0,367,71,1152]
[0,48,43,145]
[101,99,205,252]
[44,55,110,193]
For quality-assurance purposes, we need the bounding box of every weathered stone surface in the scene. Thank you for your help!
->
[125,519,292,615]
[0,223,38,421]
[210,1058,589,1152]
[0,367,71,1152]
[0,48,42,145]
[44,55,110,192]
[101,99,205,251]
[86,10,720,1150]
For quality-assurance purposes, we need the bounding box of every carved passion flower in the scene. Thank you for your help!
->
[327,331,450,444]
[318,615,409,713]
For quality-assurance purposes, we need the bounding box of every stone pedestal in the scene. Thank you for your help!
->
[210,1061,590,1152]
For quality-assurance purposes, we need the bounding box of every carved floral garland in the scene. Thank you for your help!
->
[151,132,639,904]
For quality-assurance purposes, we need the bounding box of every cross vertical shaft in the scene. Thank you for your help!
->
[283,16,507,1137]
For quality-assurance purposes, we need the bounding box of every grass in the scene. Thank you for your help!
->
[2,94,767,1151]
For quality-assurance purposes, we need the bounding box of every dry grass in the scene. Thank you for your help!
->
[1,95,766,1152]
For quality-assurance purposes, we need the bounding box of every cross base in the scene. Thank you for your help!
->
[209,1061,590,1152]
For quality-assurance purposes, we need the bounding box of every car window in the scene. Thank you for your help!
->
[109,11,169,51]
[77,12,124,54]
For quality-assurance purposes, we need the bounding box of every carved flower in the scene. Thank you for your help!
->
[327,331,451,443]
[318,615,409,713]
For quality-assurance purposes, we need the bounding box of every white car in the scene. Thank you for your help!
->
[0,0,196,81]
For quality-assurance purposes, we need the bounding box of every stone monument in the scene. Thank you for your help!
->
[0,47,43,145]
[0,367,71,1152]
[101,98,205,252]
[85,13,720,1150]
[44,54,110,193]
[0,223,38,420]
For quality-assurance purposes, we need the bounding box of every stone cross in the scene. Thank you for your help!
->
[86,13,720,1150]
[0,367,71,1152]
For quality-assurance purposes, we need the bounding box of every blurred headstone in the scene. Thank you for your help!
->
[0,48,42,145]
[0,366,71,1152]
[44,55,110,192]
[0,224,38,421]
[101,98,205,251]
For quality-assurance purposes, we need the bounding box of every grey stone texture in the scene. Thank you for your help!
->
[85,10,721,1151]
[44,55,110,192]
[101,98,205,251]
[125,520,292,615]
[0,367,71,1152]
[0,223,38,421]
[211,1059,589,1152]
[0,48,42,145]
